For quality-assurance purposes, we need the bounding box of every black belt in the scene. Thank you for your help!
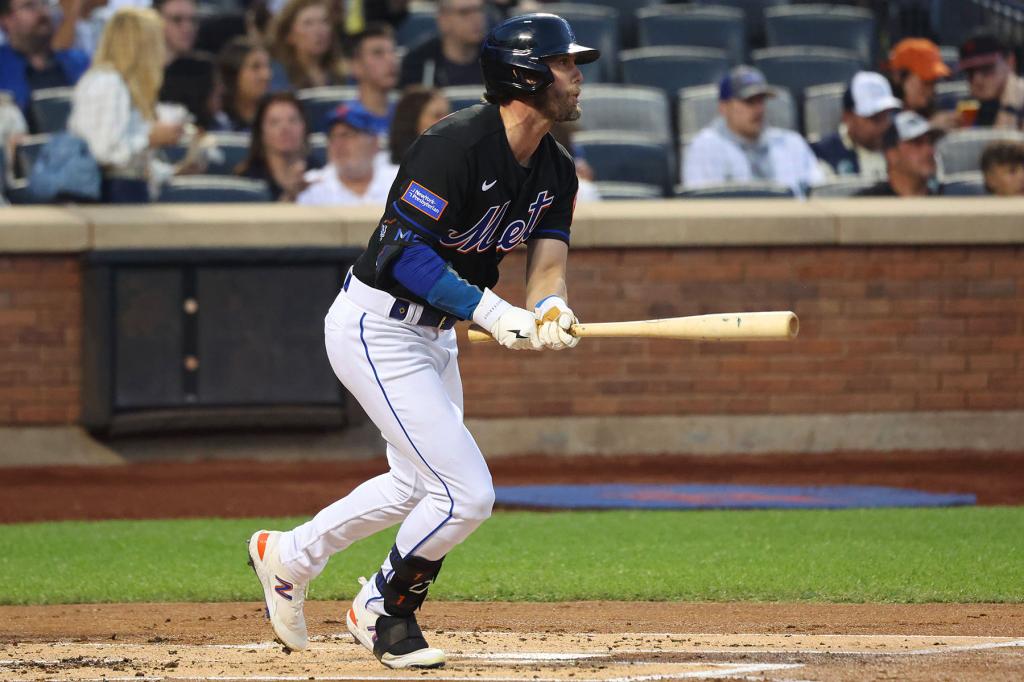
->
[343,271,457,330]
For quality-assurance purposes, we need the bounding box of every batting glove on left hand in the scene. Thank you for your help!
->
[535,295,580,350]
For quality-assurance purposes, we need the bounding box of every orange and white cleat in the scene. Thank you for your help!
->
[247,530,308,651]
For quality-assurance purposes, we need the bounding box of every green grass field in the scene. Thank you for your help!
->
[3,507,1022,606]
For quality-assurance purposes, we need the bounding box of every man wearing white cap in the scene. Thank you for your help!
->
[856,110,946,197]
[683,65,823,197]
[812,71,903,180]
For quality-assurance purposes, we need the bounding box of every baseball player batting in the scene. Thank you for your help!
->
[247,13,598,670]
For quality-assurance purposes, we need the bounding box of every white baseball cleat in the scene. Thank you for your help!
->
[346,575,446,669]
[247,530,308,651]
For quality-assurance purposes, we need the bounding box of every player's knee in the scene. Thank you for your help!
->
[457,486,495,523]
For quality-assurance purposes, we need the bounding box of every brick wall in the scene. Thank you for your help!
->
[0,256,81,424]
[458,246,1024,418]
[1,246,1022,426]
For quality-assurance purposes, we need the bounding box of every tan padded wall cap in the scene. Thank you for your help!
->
[819,197,1024,244]
[0,207,89,252]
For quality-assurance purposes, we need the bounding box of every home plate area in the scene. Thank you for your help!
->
[3,631,1023,681]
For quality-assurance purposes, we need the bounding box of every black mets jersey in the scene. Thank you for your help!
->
[352,103,578,303]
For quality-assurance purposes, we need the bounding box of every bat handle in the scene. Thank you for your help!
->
[466,323,581,343]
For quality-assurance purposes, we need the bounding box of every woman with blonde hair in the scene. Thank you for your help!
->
[268,0,346,90]
[68,7,185,202]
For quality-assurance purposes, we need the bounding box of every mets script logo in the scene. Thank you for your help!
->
[440,190,555,253]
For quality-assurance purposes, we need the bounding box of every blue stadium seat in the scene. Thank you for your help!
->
[621,47,730,104]
[442,85,485,112]
[578,84,672,143]
[677,83,796,144]
[582,0,663,49]
[15,133,49,177]
[158,176,273,202]
[593,181,664,199]
[575,131,674,196]
[675,182,794,198]
[752,46,863,109]
[296,86,358,133]
[309,133,328,169]
[694,0,787,48]
[637,5,746,65]
[540,4,619,82]
[765,5,876,64]
[802,82,846,144]
[942,171,985,196]
[30,87,73,133]
[395,5,437,49]
[810,178,875,197]
[937,129,1024,175]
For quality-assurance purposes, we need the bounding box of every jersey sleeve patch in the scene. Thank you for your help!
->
[401,181,448,221]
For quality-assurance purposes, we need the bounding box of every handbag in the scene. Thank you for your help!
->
[27,132,102,201]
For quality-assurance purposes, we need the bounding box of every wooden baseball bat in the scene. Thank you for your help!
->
[466,311,799,343]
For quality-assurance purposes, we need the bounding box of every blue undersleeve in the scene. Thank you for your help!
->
[391,243,483,320]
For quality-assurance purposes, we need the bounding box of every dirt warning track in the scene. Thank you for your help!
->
[2,602,1023,681]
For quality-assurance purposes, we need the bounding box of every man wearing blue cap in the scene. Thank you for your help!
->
[683,65,823,197]
[297,103,398,206]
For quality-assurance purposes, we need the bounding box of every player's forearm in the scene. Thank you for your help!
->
[525,271,567,309]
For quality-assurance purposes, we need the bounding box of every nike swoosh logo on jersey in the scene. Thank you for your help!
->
[481,179,497,191]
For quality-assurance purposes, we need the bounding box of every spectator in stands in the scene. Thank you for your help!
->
[399,0,485,88]
[160,52,230,132]
[0,0,90,130]
[69,7,185,202]
[856,111,945,197]
[297,102,396,205]
[887,38,956,130]
[237,92,310,201]
[388,85,450,164]
[218,37,272,132]
[981,140,1024,196]
[683,65,823,197]
[153,0,197,64]
[957,30,1024,131]
[51,0,109,56]
[269,0,346,90]
[344,22,399,136]
[812,72,902,181]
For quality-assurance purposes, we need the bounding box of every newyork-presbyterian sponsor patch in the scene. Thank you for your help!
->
[401,181,448,221]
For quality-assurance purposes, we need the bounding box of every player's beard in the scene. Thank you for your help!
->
[536,86,581,123]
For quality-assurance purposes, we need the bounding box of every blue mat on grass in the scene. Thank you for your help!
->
[493,484,976,510]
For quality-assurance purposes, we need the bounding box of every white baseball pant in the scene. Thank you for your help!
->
[278,273,495,604]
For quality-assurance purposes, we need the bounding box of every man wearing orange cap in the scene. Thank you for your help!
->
[888,38,952,126]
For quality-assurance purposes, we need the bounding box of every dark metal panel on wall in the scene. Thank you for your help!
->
[196,265,343,405]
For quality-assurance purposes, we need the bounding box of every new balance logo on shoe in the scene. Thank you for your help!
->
[275,575,294,600]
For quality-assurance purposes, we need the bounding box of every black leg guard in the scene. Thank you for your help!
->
[375,545,444,618]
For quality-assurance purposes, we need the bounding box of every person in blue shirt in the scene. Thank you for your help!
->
[344,22,399,137]
[0,0,89,131]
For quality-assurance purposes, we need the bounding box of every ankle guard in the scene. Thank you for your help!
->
[373,614,430,659]
[375,546,444,617]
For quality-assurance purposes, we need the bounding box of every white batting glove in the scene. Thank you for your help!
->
[473,288,541,351]
[534,295,579,350]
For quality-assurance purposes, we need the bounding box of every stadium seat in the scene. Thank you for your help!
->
[158,176,273,202]
[942,171,986,196]
[30,87,73,133]
[752,46,863,111]
[574,131,674,196]
[935,80,970,100]
[582,0,662,48]
[592,181,664,199]
[14,133,49,177]
[694,0,788,48]
[309,133,328,169]
[937,129,1024,175]
[765,4,876,64]
[637,5,746,65]
[442,85,485,113]
[810,177,876,197]
[802,82,846,144]
[395,2,437,49]
[938,45,960,74]
[677,83,796,144]
[621,47,731,104]
[675,181,794,198]
[162,132,251,175]
[577,84,672,143]
[540,4,619,82]
[296,86,358,133]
